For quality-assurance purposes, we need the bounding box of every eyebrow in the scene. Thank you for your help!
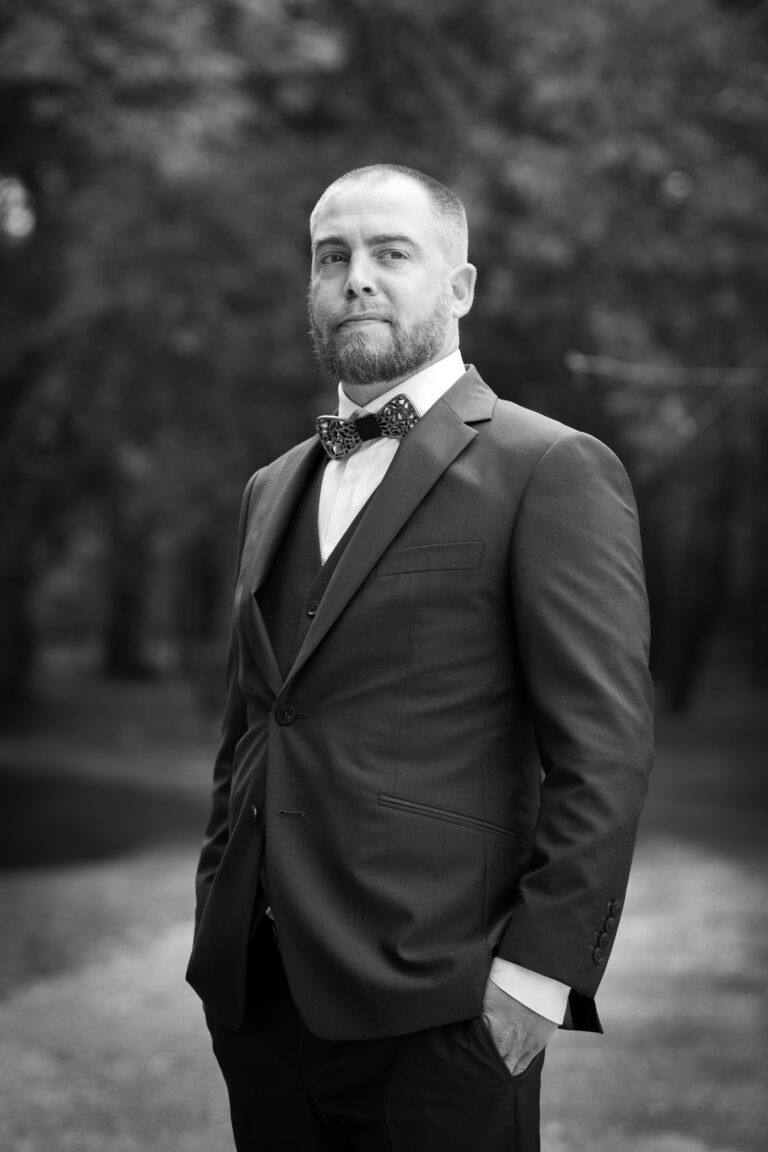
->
[366,233,418,248]
[312,233,419,253]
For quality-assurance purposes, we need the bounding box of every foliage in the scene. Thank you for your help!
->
[1,0,766,709]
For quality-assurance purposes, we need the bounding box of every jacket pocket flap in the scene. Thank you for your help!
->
[375,540,484,577]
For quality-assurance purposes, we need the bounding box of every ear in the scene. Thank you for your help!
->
[449,263,477,319]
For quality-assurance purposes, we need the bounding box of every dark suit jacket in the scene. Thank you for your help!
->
[186,368,654,1040]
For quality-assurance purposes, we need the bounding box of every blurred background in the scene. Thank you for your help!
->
[0,1,766,1150]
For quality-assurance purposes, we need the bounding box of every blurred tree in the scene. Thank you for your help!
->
[0,0,300,700]
[0,7,83,718]
[0,0,766,717]
[455,0,768,704]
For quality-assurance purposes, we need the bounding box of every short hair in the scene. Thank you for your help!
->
[311,164,469,264]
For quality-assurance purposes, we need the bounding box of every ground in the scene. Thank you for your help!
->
[0,651,766,1152]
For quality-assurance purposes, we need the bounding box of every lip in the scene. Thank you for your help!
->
[337,315,390,327]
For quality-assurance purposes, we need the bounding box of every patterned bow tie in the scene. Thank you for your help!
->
[315,394,420,460]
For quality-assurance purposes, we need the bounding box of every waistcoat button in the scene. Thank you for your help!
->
[306,600,319,617]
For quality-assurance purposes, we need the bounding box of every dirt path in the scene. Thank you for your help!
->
[1,666,766,1151]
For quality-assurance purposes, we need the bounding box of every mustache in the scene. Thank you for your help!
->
[311,303,396,328]
[306,287,396,332]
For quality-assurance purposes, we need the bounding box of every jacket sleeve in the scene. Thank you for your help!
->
[498,430,654,1006]
[192,471,259,937]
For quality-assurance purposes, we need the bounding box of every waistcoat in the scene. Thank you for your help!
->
[256,450,369,679]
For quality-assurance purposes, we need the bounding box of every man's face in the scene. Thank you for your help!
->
[308,176,460,392]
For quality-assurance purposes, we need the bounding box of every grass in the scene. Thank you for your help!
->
[0,771,205,870]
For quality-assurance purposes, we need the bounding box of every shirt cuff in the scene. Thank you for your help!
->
[489,958,570,1025]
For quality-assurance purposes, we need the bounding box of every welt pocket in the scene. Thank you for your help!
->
[378,794,519,841]
[374,541,484,577]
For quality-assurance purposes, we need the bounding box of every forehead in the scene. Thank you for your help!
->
[311,176,441,249]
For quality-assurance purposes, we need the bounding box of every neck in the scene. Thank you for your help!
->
[343,375,409,407]
[342,335,460,407]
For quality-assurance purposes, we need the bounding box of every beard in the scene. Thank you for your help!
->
[308,292,453,387]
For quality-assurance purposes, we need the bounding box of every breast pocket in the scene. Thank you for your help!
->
[375,541,484,577]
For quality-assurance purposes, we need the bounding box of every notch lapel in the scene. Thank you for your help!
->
[239,436,323,696]
[283,370,496,690]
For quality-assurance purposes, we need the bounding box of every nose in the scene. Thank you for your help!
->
[343,253,377,299]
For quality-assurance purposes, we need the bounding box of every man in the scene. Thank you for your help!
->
[186,164,654,1151]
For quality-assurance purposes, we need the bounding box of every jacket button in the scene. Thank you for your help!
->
[611,899,622,916]
[276,704,296,726]
[306,600,319,617]
[599,932,610,948]
[593,947,605,964]
[250,804,259,822]
[605,916,616,931]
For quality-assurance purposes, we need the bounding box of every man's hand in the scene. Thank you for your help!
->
[481,977,558,1076]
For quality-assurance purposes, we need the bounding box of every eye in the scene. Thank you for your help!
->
[380,249,407,261]
[319,251,348,265]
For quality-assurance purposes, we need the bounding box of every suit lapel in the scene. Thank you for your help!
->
[245,436,323,591]
[239,436,322,695]
[283,369,496,690]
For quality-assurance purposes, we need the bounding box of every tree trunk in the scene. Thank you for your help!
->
[101,471,155,679]
[0,547,37,725]
[176,529,228,713]
[663,461,736,712]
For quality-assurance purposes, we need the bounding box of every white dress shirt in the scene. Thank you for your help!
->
[317,349,570,1025]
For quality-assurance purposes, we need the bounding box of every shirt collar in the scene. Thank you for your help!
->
[337,349,466,419]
